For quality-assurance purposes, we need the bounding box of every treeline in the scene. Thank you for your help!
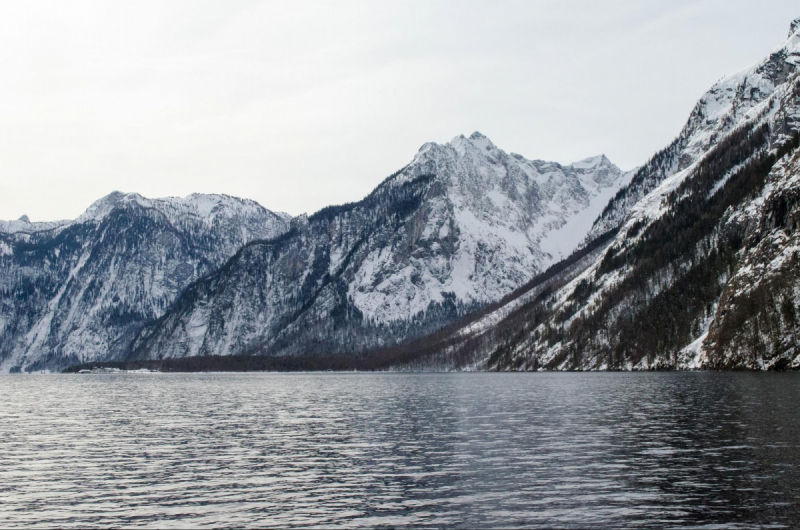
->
[591,89,713,234]
[473,90,800,371]
[65,227,621,373]
[63,352,408,373]
[549,120,799,369]
[564,123,797,368]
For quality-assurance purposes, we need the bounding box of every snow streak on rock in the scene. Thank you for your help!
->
[408,19,800,372]
[131,133,629,361]
[588,21,800,240]
[0,193,290,372]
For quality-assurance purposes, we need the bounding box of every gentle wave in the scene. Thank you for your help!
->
[1,372,799,528]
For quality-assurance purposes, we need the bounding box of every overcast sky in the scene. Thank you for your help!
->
[1,1,798,222]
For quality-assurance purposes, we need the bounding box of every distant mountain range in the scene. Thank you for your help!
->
[4,17,800,372]
[2,132,628,372]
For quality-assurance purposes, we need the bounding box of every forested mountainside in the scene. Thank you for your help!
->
[130,133,631,361]
[0,193,290,373]
[15,20,800,374]
[587,20,800,241]
[392,18,800,372]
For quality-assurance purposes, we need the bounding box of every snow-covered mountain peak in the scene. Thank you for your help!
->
[170,193,276,220]
[776,19,800,58]
[790,17,800,38]
[291,213,309,228]
[180,193,232,216]
[447,134,472,156]
[423,132,616,178]
[338,131,634,324]
[77,190,134,222]
[75,191,286,227]
[445,131,500,158]
[571,155,628,189]
[405,131,627,201]
[467,131,495,151]
[0,215,69,235]
[0,189,291,373]
[572,154,610,170]
[683,20,800,151]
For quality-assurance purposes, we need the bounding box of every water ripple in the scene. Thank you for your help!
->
[1,372,799,528]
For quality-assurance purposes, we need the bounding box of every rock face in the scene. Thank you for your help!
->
[9,19,800,373]
[130,133,631,361]
[0,193,290,372]
[401,19,800,372]
[703,150,800,369]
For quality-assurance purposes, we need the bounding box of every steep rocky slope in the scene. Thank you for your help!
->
[701,147,800,369]
[396,18,800,372]
[588,19,800,241]
[131,133,631,361]
[0,193,290,372]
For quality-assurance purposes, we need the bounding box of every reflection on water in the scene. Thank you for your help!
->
[1,372,799,528]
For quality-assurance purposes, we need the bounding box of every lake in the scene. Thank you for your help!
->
[1,372,799,528]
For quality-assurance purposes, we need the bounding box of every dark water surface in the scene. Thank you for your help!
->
[1,372,799,529]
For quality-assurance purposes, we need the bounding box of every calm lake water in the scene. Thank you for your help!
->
[1,372,799,529]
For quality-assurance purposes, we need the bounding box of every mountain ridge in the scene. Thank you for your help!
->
[0,192,291,372]
[387,18,800,372]
[128,132,630,363]
[10,18,800,373]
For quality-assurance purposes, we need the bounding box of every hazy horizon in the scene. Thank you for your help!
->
[1,1,798,222]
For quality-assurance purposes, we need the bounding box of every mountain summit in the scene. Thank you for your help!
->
[397,17,800,372]
[128,134,631,363]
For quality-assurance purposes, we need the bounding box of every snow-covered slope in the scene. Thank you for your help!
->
[588,19,800,240]
[0,216,70,235]
[131,133,630,361]
[397,18,800,372]
[348,133,633,324]
[697,146,800,369]
[0,193,290,372]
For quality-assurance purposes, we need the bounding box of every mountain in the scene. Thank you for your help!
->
[0,193,290,372]
[130,133,632,362]
[393,18,800,372]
